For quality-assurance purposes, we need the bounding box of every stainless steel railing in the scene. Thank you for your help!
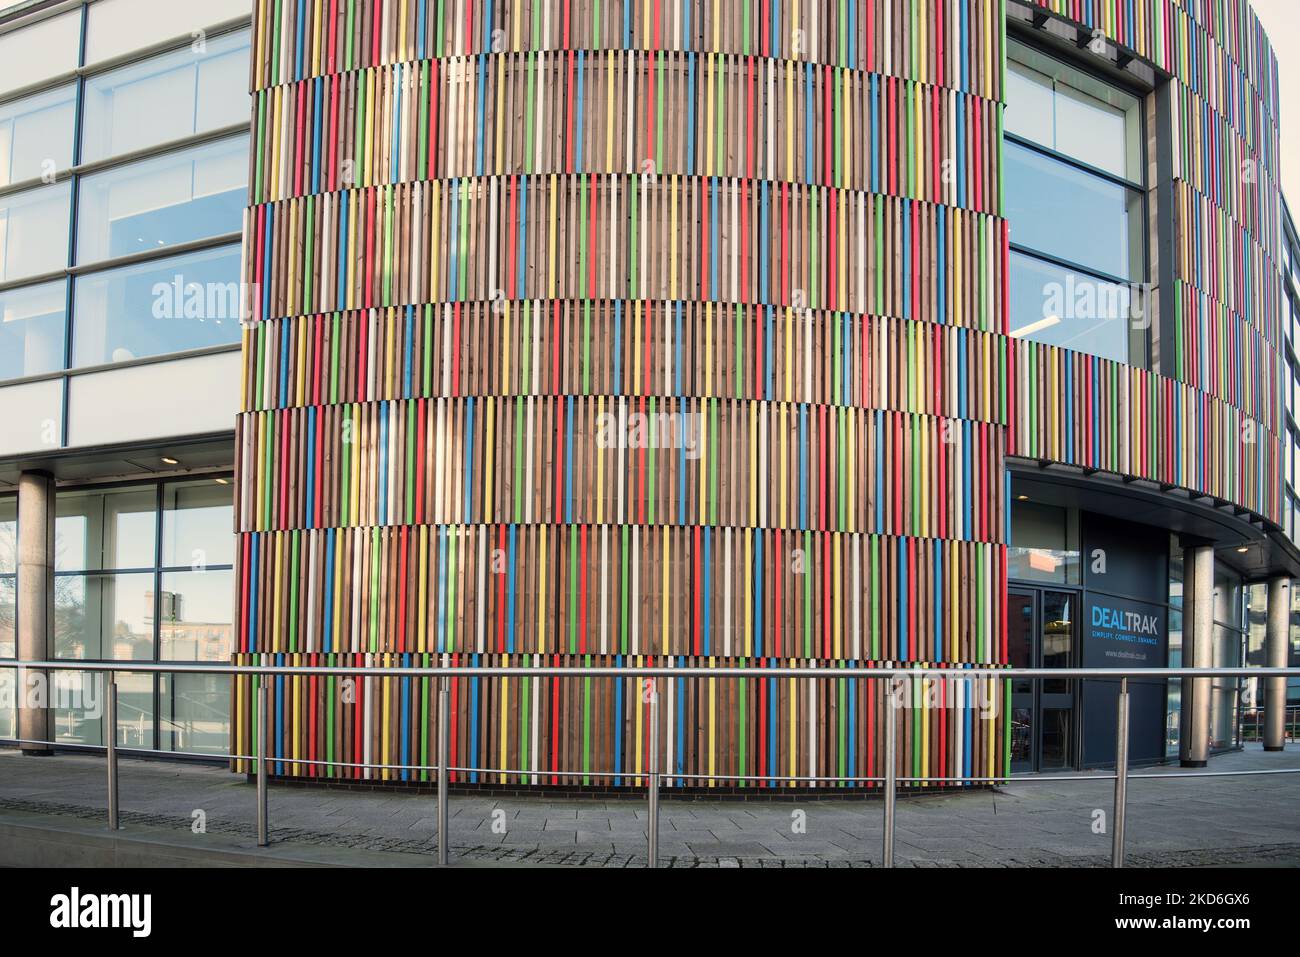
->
[2,661,1299,869]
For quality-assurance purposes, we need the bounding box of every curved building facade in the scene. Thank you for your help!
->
[231,0,1289,785]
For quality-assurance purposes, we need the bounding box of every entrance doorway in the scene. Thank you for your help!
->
[1008,588,1078,772]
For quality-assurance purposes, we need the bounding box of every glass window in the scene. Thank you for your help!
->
[1214,566,1243,629]
[0,84,76,188]
[0,494,16,575]
[0,578,13,660]
[1005,142,1142,280]
[1009,252,1140,364]
[0,11,81,97]
[86,0,255,65]
[81,31,251,164]
[158,569,234,661]
[1005,60,1055,149]
[0,280,67,381]
[1008,500,1081,584]
[162,480,235,568]
[0,497,14,660]
[113,672,156,748]
[1006,38,1140,181]
[54,571,156,660]
[76,135,249,265]
[0,667,14,738]
[72,243,242,367]
[56,487,157,572]
[0,181,71,282]
[160,673,230,755]
[52,670,103,745]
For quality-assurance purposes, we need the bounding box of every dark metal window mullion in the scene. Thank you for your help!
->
[1005,131,1145,193]
[59,2,89,451]
[1008,242,1136,289]
[152,479,163,753]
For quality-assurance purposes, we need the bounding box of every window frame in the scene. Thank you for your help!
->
[48,474,235,753]
[1005,38,1152,368]
[0,11,250,414]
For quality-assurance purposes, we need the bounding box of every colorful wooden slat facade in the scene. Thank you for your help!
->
[233,0,1281,788]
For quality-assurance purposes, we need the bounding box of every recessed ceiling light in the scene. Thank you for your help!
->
[161,456,179,465]
[1236,546,1249,553]
[214,478,229,485]
[1016,494,1029,501]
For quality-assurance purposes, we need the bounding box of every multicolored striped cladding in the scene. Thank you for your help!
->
[233,0,1283,786]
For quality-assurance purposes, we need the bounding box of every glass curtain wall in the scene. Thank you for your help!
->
[47,478,233,754]
[0,9,249,388]
[1004,37,1147,366]
[0,495,14,739]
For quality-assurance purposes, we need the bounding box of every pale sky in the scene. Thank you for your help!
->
[1249,0,1300,209]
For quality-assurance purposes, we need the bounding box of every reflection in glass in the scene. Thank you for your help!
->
[1211,623,1243,750]
[72,244,242,367]
[0,281,67,381]
[1041,592,1074,693]
[54,572,155,660]
[53,670,104,745]
[1008,500,1080,584]
[1005,38,1140,181]
[161,673,230,754]
[0,577,14,659]
[0,84,76,188]
[77,135,248,264]
[1008,593,1034,694]
[0,182,71,283]
[0,496,15,574]
[0,667,14,738]
[1040,709,1073,770]
[162,480,235,568]
[1009,252,1137,364]
[1011,707,1033,771]
[158,569,234,661]
[81,31,251,163]
[1005,142,1141,280]
[56,487,156,572]
[113,672,154,749]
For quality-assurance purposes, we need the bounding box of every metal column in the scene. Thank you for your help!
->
[1265,577,1290,751]
[1112,677,1129,867]
[256,683,268,846]
[437,676,449,866]
[1181,544,1215,767]
[105,672,119,830]
[647,683,660,869]
[16,472,54,756]
[883,679,898,868]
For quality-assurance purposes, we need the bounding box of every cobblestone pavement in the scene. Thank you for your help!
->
[2,746,1298,867]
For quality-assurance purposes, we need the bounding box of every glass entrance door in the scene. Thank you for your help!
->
[1008,588,1078,772]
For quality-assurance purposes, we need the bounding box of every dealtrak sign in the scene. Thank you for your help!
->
[1090,605,1161,640]
[1083,593,1167,669]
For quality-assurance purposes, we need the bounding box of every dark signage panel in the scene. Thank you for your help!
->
[1082,513,1169,605]
[1081,592,1169,766]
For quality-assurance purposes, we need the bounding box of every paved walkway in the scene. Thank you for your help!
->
[1,746,1298,867]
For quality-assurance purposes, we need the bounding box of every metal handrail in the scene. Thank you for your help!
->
[3,662,1299,868]
[5,661,1296,677]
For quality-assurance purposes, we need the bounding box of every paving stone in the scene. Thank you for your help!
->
[2,746,1298,867]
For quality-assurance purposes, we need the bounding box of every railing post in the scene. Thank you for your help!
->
[256,682,269,847]
[105,671,119,831]
[647,680,660,869]
[1112,676,1130,868]
[883,677,897,868]
[437,675,450,866]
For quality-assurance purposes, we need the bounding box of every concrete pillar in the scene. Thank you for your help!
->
[17,471,54,756]
[1264,576,1291,751]
[1180,544,1215,767]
